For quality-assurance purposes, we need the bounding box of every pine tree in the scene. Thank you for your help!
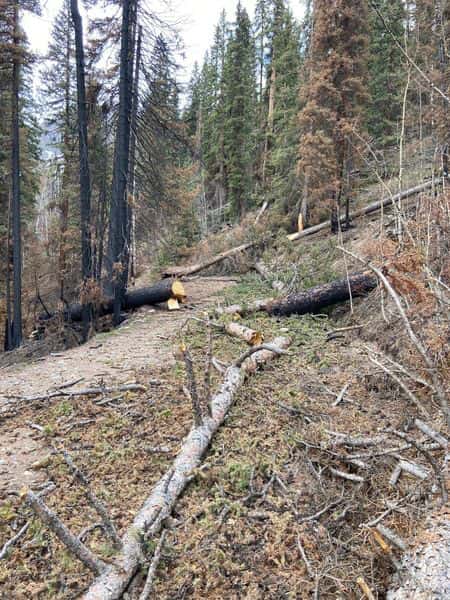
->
[42,0,77,302]
[367,0,405,146]
[0,0,41,350]
[297,0,369,231]
[184,63,201,139]
[265,3,302,213]
[204,11,229,217]
[223,2,256,218]
[413,0,450,175]
[135,34,181,224]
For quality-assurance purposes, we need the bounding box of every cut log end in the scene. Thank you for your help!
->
[171,280,186,302]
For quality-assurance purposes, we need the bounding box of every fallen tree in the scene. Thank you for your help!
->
[81,336,290,599]
[219,272,377,317]
[254,261,287,293]
[287,180,434,242]
[161,241,257,278]
[42,280,186,323]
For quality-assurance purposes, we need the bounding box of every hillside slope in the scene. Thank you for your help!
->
[0,193,448,599]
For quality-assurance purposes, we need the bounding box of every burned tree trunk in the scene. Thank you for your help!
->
[107,0,136,324]
[266,272,377,316]
[10,3,22,350]
[50,280,186,323]
[219,272,377,317]
[71,0,92,342]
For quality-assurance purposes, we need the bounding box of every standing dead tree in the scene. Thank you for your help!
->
[70,0,93,342]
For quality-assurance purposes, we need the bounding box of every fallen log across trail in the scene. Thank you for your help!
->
[41,280,186,323]
[287,180,434,242]
[81,336,290,600]
[161,241,257,278]
[218,272,377,317]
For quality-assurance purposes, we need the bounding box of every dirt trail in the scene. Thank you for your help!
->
[0,277,235,496]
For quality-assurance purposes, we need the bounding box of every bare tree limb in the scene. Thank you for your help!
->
[25,490,107,575]
[139,530,167,600]
[60,450,122,549]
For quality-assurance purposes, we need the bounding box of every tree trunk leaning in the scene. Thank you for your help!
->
[82,336,290,600]
[287,181,434,242]
[161,241,257,278]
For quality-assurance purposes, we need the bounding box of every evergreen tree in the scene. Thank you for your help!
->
[42,0,77,302]
[223,2,256,217]
[0,0,41,350]
[204,11,229,216]
[367,0,405,146]
[265,3,302,213]
[297,0,369,231]
[136,34,181,221]
[183,61,200,139]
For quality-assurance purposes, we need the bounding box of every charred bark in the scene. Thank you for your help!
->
[219,272,377,317]
[266,272,377,316]
[11,3,22,349]
[41,280,186,323]
[107,0,136,324]
[71,0,93,341]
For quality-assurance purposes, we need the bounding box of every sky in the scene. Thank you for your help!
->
[23,0,306,83]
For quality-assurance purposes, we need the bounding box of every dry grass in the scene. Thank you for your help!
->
[0,192,448,599]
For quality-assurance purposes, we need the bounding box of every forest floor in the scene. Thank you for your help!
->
[0,202,448,599]
[0,277,236,497]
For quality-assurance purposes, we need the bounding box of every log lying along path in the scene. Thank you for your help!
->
[161,241,257,278]
[43,280,186,323]
[81,337,290,600]
[287,180,434,242]
[220,272,377,317]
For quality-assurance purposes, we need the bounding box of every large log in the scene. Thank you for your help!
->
[287,180,434,242]
[82,337,290,599]
[219,272,377,317]
[60,280,186,322]
[161,241,256,278]
[266,272,377,316]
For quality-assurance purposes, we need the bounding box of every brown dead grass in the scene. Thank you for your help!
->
[0,192,448,599]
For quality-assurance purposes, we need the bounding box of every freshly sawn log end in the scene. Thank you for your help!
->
[171,280,186,302]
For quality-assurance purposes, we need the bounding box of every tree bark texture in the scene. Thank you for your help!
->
[266,272,377,316]
[70,0,92,341]
[107,0,136,324]
[82,336,290,600]
[219,272,377,317]
[43,280,186,322]
[11,3,22,349]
